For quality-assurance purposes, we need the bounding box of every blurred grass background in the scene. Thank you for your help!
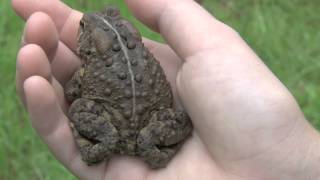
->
[0,0,319,179]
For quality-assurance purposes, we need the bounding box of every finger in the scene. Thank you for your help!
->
[142,38,163,51]
[23,12,59,60]
[23,76,106,179]
[12,0,83,50]
[51,42,81,86]
[23,12,81,85]
[126,0,241,59]
[16,44,52,106]
[16,44,68,113]
[12,0,71,27]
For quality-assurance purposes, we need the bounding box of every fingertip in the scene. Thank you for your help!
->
[24,11,59,60]
[17,44,52,79]
[125,0,204,33]
[12,0,28,20]
[23,75,43,91]
[125,0,164,32]
[23,75,55,109]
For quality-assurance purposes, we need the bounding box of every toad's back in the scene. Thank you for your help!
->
[77,8,173,148]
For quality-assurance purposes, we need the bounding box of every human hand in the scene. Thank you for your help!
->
[12,0,320,179]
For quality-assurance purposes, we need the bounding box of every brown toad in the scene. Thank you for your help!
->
[64,6,192,169]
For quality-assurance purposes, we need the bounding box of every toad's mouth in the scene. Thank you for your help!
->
[96,15,137,121]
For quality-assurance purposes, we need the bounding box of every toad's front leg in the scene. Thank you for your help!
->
[137,109,193,168]
[65,68,83,102]
[68,98,119,164]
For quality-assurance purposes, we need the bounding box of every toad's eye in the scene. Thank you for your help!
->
[80,20,85,28]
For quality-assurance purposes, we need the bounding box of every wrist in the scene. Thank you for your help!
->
[268,119,320,180]
[220,117,320,180]
[287,120,320,180]
[303,128,320,180]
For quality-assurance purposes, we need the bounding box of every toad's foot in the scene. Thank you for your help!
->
[68,98,119,164]
[137,109,192,168]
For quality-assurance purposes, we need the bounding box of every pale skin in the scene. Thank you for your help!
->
[12,0,320,179]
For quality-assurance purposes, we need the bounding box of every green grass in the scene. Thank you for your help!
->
[0,0,319,179]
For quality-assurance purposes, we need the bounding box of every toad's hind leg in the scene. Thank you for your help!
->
[137,109,192,168]
[68,98,119,164]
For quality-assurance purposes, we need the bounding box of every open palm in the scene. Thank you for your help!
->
[13,0,320,180]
